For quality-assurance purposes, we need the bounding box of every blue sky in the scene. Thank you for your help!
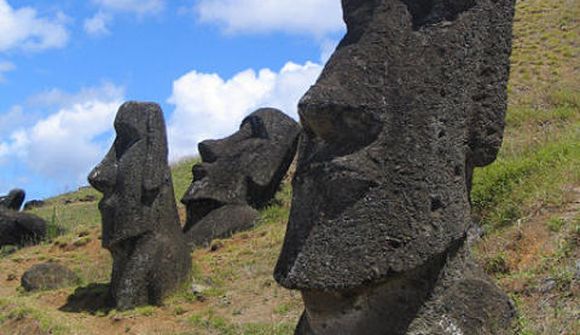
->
[0,0,345,201]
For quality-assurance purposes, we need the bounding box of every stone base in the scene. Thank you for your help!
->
[108,232,191,310]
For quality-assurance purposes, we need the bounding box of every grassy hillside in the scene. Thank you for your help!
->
[0,0,578,334]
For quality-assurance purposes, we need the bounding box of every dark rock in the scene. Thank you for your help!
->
[21,262,79,291]
[0,209,46,247]
[0,188,25,211]
[23,200,45,211]
[78,194,97,202]
[182,108,300,248]
[184,204,258,248]
[88,102,191,310]
[274,0,516,334]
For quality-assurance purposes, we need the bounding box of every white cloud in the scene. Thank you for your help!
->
[0,0,69,52]
[0,60,14,82]
[84,0,164,36]
[84,11,112,36]
[167,61,322,160]
[27,82,124,108]
[0,84,124,185]
[196,0,344,37]
[92,0,164,15]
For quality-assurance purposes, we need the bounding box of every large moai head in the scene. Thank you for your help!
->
[181,108,301,247]
[275,0,516,334]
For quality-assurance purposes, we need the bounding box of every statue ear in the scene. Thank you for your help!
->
[142,105,168,195]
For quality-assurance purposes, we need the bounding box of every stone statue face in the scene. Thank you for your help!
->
[181,108,300,226]
[275,0,515,290]
[88,102,169,246]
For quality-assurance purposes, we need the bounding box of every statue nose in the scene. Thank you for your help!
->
[198,140,220,163]
[88,159,117,193]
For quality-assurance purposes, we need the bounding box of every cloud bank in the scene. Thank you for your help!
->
[0,84,124,192]
[0,0,69,52]
[196,0,344,37]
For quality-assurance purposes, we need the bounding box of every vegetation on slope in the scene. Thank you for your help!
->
[470,0,579,333]
[0,0,578,334]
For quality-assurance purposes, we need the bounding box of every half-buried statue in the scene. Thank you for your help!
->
[181,108,300,248]
[88,102,190,310]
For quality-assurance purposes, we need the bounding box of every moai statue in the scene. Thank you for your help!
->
[88,102,191,310]
[0,209,46,247]
[274,0,517,334]
[181,108,301,248]
[0,188,26,211]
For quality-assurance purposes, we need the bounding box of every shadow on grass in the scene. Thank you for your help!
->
[60,283,114,314]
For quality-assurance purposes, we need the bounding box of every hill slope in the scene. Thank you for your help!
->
[1,0,578,334]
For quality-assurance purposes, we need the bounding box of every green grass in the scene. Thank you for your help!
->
[171,156,199,203]
[188,309,294,335]
[0,298,74,335]
[472,128,579,231]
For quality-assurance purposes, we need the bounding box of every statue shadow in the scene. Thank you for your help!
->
[60,283,114,314]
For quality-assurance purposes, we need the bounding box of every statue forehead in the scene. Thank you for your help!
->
[113,102,163,134]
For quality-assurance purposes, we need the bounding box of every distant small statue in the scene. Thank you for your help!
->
[0,209,46,247]
[275,0,517,334]
[0,188,26,211]
[0,188,46,247]
[181,108,301,248]
[88,102,191,310]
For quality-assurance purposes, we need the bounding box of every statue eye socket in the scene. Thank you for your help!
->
[113,123,143,159]
[241,115,268,139]
[114,135,140,159]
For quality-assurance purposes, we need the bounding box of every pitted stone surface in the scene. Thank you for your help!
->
[88,102,191,310]
[182,108,300,248]
[274,0,516,334]
[276,0,516,290]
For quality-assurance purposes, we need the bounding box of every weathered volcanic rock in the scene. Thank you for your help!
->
[88,102,191,310]
[0,188,25,211]
[0,209,46,247]
[182,108,300,248]
[21,262,79,291]
[274,0,517,334]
